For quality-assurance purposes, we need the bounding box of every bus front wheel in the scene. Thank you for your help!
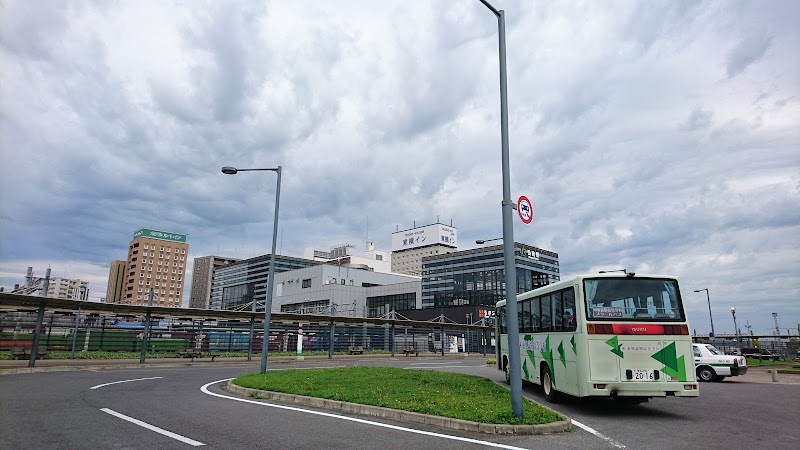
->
[541,365,561,403]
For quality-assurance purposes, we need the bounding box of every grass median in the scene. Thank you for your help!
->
[233,366,562,425]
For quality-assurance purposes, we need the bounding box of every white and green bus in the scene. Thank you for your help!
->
[496,273,699,403]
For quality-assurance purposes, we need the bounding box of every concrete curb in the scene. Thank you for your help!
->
[224,381,572,435]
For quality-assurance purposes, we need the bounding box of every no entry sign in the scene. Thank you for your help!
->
[517,195,533,224]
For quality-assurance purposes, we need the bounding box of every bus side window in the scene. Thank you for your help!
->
[563,288,576,331]
[522,300,531,333]
[499,307,507,334]
[552,291,563,331]
[540,294,552,332]
[532,297,541,332]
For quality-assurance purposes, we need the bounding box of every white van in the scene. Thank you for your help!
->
[693,343,748,382]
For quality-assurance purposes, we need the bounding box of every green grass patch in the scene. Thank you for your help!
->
[233,366,562,425]
[746,358,787,366]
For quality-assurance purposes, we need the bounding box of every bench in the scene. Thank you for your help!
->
[10,346,48,360]
[402,347,419,357]
[348,346,364,355]
[176,347,203,360]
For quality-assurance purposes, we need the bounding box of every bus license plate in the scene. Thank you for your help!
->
[631,369,655,381]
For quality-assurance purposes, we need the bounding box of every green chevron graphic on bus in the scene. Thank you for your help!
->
[522,358,530,381]
[541,335,556,386]
[606,335,624,358]
[651,342,688,381]
[558,341,566,367]
[571,336,577,355]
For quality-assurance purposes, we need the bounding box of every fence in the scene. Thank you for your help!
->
[0,293,493,366]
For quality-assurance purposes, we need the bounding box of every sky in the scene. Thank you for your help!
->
[1,0,798,336]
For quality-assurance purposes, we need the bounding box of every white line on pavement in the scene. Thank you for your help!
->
[201,378,529,450]
[100,408,205,446]
[571,419,628,449]
[90,377,163,390]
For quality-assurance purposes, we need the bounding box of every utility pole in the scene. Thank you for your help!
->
[772,313,780,336]
[745,320,752,336]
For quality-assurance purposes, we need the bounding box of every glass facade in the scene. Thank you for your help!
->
[421,243,559,309]
[211,254,318,311]
[366,293,417,317]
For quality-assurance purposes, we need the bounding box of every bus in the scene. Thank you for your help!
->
[496,272,699,404]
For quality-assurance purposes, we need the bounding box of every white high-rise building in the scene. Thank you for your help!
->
[391,223,458,276]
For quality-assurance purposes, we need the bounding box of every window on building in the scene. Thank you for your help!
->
[301,278,311,288]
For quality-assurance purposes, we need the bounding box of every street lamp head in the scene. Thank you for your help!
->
[221,166,238,175]
[731,307,736,312]
[475,240,486,244]
[694,289,704,293]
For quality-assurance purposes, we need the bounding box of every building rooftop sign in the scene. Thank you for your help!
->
[133,228,187,244]
[391,223,457,252]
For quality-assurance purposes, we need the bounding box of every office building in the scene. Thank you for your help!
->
[391,223,458,276]
[122,228,189,307]
[11,267,89,300]
[421,242,560,310]
[304,242,391,273]
[211,254,319,311]
[271,264,420,317]
[189,256,240,309]
[105,260,127,304]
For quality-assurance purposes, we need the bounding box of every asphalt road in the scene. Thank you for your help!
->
[1,357,798,449]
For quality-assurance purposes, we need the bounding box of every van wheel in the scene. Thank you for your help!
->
[697,366,716,382]
[542,365,561,403]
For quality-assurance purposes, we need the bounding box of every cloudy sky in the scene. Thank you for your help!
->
[1,0,797,335]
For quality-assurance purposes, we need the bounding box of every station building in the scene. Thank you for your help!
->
[410,242,560,323]
[271,264,419,317]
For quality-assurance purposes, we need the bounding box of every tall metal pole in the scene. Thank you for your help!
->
[731,308,740,354]
[695,288,714,337]
[262,166,281,374]
[140,289,154,363]
[480,0,523,418]
[28,301,46,368]
[222,165,282,373]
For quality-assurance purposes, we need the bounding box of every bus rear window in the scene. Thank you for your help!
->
[584,278,684,321]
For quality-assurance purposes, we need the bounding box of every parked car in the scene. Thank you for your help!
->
[693,343,748,382]
[740,347,781,361]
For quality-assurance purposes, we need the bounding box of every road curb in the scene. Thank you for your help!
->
[224,381,572,435]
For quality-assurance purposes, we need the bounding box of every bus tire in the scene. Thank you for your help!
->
[504,358,511,384]
[541,365,561,403]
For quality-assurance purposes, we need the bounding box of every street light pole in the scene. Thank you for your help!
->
[479,0,523,418]
[694,288,715,338]
[731,307,740,354]
[222,165,282,374]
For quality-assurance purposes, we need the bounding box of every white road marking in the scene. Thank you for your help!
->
[201,378,530,450]
[571,419,628,449]
[90,377,163,390]
[100,408,205,446]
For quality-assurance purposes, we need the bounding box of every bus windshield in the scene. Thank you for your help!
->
[584,277,684,321]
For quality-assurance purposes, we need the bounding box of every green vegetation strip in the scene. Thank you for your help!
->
[234,366,561,425]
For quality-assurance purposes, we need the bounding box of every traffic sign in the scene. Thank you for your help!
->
[517,195,533,224]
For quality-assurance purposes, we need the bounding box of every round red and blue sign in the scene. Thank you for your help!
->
[517,195,533,224]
